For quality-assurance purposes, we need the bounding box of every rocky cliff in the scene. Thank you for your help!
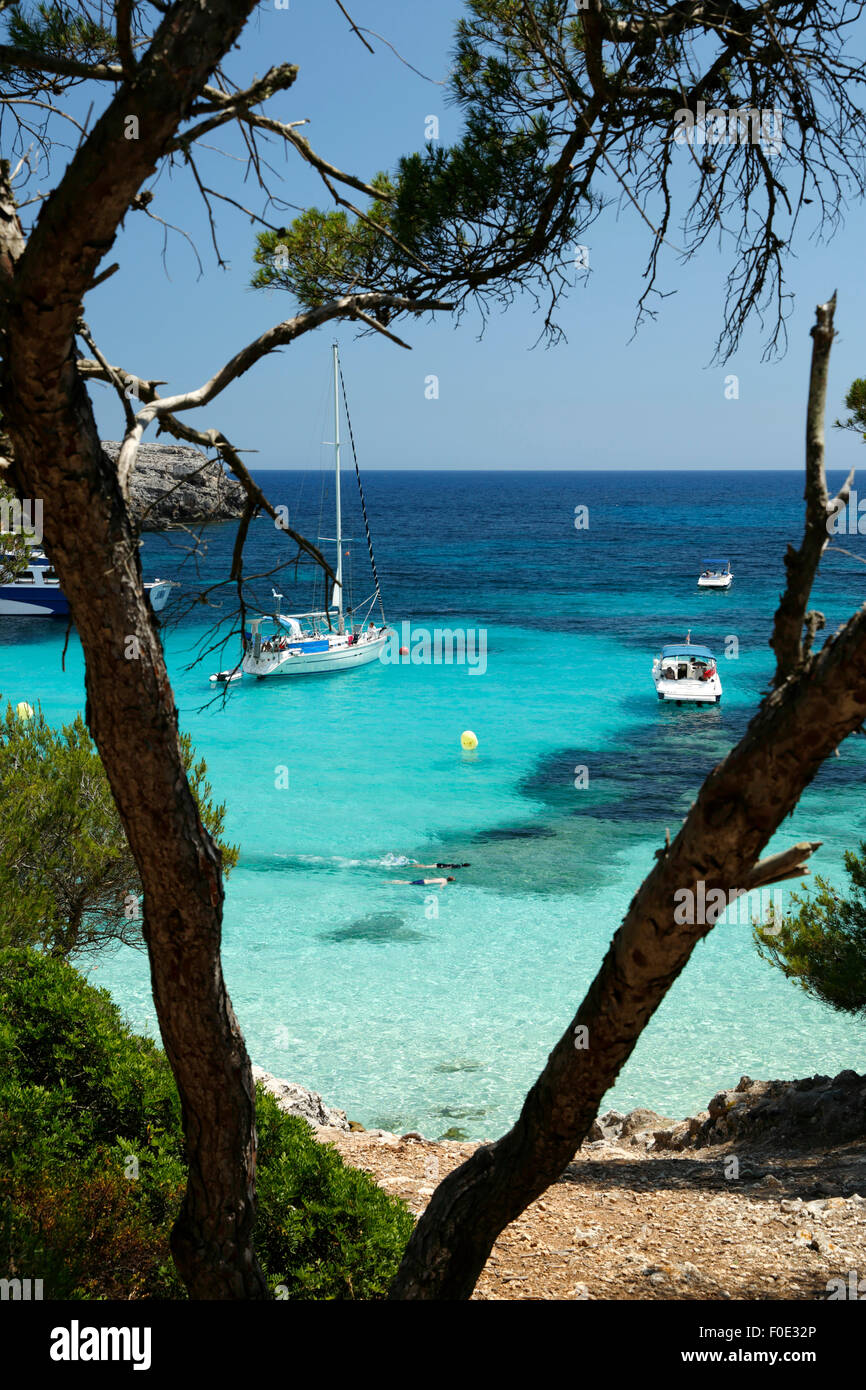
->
[102,441,246,530]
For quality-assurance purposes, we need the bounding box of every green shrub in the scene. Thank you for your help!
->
[0,946,183,1160]
[0,948,412,1298]
[754,842,866,1016]
[255,1092,414,1299]
[0,701,239,959]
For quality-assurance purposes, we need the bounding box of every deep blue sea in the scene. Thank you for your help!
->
[3,469,865,1138]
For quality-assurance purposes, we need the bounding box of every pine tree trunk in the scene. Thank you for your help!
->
[0,0,268,1298]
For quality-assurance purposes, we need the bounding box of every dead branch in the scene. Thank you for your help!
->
[115,0,137,83]
[333,0,375,54]
[76,317,136,432]
[76,354,336,589]
[770,293,854,684]
[740,840,822,889]
[121,290,450,431]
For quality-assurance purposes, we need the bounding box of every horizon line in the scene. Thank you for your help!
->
[244,465,856,474]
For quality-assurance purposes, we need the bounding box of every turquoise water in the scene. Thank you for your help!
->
[3,469,865,1137]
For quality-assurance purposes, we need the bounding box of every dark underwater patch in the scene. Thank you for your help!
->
[435,1105,488,1120]
[434,1059,486,1074]
[320,912,426,945]
[474,823,557,842]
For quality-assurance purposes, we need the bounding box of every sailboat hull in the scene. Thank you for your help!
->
[239,344,390,684]
[242,630,390,678]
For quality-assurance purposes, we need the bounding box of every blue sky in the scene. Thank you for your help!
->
[68,1,866,470]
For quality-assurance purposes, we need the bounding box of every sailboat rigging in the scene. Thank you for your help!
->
[240,344,391,679]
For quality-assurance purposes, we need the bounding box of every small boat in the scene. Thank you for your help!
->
[0,548,177,616]
[697,558,733,590]
[241,343,391,679]
[145,579,177,612]
[209,668,243,684]
[0,550,66,615]
[653,632,722,704]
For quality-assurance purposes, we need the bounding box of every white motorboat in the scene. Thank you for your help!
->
[241,343,391,679]
[697,558,733,589]
[653,633,722,704]
[0,548,176,615]
[145,579,176,612]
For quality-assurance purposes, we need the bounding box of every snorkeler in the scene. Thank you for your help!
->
[390,876,455,886]
[379,853,469,869]
[410,861,470,869]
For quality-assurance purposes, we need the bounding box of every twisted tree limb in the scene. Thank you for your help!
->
[75,350,329,569]
[0,0,272,1301]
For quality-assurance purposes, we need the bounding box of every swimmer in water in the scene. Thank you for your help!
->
[390,876,455,886]
[408,861,470,869]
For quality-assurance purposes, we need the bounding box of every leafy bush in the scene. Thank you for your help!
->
[255,1092,414,1299]
[0,948,187,1298]
[0,701,239,958]
[0,948,412,1298]
[754,842,866,1016]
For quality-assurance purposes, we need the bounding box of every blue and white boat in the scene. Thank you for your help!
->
[240,344,391,680]
[652,632,722,704]
[697,558,733,589]
[0,549,175,616]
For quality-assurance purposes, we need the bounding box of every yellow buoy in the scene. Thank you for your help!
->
[460,730,478,751]
[15,701,34,720]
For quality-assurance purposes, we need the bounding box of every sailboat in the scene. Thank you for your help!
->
[240,344,391,679]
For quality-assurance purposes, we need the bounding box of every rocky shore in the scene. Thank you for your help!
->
[102,440,246,529]
[256,1066,866,1300]
[252,1065,350,1131]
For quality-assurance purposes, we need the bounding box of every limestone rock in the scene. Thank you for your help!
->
[652,1070,866,1153]
[588,1107,676,1147]
[619,1107,675,1142]
[252,1065,349,1132]
[102,440,246,530]
[588,1110,625,1142]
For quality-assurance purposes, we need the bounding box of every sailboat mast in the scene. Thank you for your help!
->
[333,341,344,633]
